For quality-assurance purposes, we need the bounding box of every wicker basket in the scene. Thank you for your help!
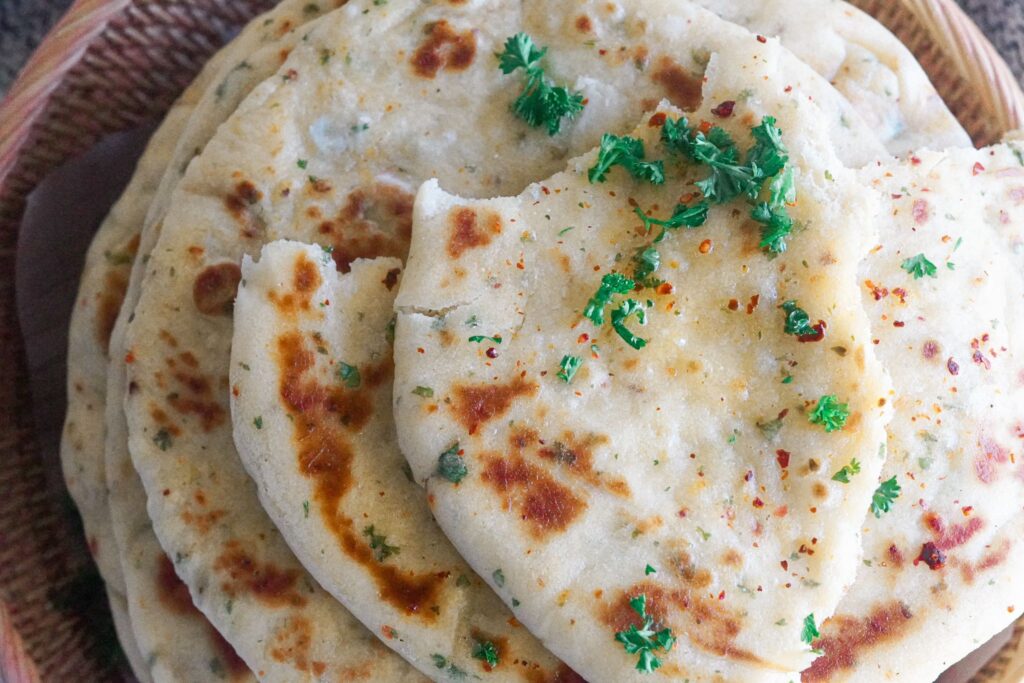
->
[0,0,1021,681]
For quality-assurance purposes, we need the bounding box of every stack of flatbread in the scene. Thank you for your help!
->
[58,0,1024,680]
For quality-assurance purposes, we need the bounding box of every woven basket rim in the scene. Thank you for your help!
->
[0,0,130,181]
[0,0,1022,681]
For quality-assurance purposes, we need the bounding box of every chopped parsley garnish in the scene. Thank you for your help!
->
[497,33,584,135]
[780,300,817,337]
[801,613,820,646]
[870,476,901,518]
[557,355,583,383]
[808,395,850,432]
[362,525,399,562]
[631,246,661,286]
[430,654,468,680]
[492,568,506,587]
[755,416,784,440]
[153,429,172,451]
[472,640,500,667]
[645,564,657,575]
[901,253,938,279]
[336,362,361,388]
[253,416,263,429]
[437,443,467,483]
[297,158,308,169]
[583,273,635,326]
[614,594,676,673]
[412,386,435,398]
[634,202,709,241]
[468,334,502,344]
[611,299,649,350]
[662,114,795,254]
[831,459,861,483]
[588,134,665,185]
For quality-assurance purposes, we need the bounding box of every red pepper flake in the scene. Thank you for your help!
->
[910,155,922,166]
[912,198,930,225]
[727,299,739,311]
[972,162,986,176]
[784,85,793,93]
[891,287,908,304]
[914,542,946,570]
[486,347,499,359]
[962,506,974,516]
[865,280,889,301]
[797,321,827,343]
[973,350,992,370]
[698,120,713,134]
[752,498,764,508]
[577,333,589,344]
[756,34,767,43]
[947,357,960,376]
[775,449,790,468]
[125,351,136,364]
[743,470,753,482]
[718,590,726,600]
[893,321,905,328]
[780,560,789,571]
[381,625,397,639]
[656,282,675,296]
[648,112,667,127]
[711,100,736,118]
[745,294,760,314]
[540,186,550,195]
[698,239,713,254]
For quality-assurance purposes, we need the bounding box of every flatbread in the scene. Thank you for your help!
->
[231,243,572,679]
[61,91,192,596]
[91,0,390,678]
[392,60,891,683]
[801,145,1024,681]
[108,590,153,683]
[693,0,970,154]
[119,0,888,677]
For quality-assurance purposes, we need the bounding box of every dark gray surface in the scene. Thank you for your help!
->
[0,0,1021,95]
[0,0,74,94]
[958,0,1024,81]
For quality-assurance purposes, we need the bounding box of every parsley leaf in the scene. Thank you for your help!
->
[901,253,938,279]
[614,594,676,673]
[831,458,861,483]
[253,416,263,429]
[412,386,434,398]
[557,355,582,383]
[869,476,901,518]
[468,334,502,344]
[336,362,361,388]
[634,202,709,241]
[780,300,817,337]
[153,429,172,451]
[362,525,400,562]
[588,134,665,185]
[631,246,661,286]
[808,395,850,432]
[498,33,584,135]
[583,273,635,326]
[611,299,648,350]
[437,443,467,483]
[662,114,794,254]
[472,640,499,667]
[430,654,468,680]
[801,613,820,645]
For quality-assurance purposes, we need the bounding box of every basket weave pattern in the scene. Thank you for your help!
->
[0,0,1021,681]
